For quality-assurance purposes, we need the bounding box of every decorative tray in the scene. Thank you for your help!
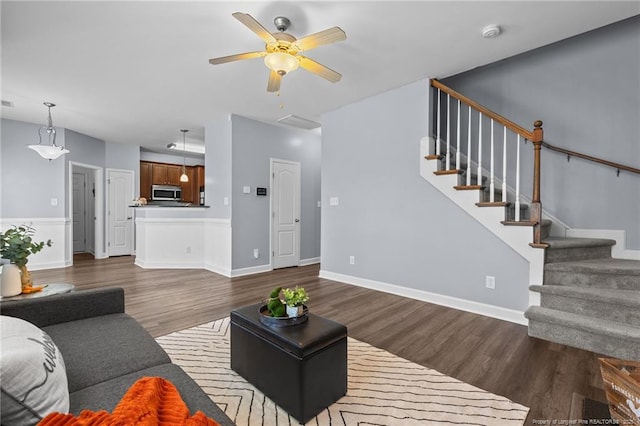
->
[259,304,309,327]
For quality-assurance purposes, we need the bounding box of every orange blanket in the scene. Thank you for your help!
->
[39,377,220,426]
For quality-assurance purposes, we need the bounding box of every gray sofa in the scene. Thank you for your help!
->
[0,287,234,425]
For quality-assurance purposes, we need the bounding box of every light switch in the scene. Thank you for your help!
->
[243,186,251,194]
[317,201,321,208]
[329,197,339,206]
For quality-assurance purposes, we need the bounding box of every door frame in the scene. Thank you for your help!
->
[72,171,87,253]
[106,168,135,257]
[67,161,105,263]
[269,158,301,269]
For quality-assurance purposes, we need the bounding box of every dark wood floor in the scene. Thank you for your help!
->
[31,254,607,424]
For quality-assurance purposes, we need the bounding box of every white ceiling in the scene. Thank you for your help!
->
[2,1,638,154]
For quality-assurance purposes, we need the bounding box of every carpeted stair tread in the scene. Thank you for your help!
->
[525,306,640,339]
[525,307,640,359]
[544,258,640,275]
[543,237,616,249]
[530,284,640,307]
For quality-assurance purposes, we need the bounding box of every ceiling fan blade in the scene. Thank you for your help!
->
[267,70,281,92]
[298,56,342,83]
[209,51,266,65]
[232,12,277,44]
[292,27,346,52]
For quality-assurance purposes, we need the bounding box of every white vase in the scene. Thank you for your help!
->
[286,304,303,318]
[1,264,22,297]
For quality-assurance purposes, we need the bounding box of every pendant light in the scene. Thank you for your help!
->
[179,129,189,183]
[27,102,70,160]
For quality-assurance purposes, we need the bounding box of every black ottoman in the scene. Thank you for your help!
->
[230,303,347,424]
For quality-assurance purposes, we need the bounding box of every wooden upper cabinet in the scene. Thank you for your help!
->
[166,165,183,186]
[140,162,152,199]
[151,163,183,186]
[151,163,169,185]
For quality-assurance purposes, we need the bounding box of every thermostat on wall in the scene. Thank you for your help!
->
[257,187,267,196]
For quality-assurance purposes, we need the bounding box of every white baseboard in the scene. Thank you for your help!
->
[134,259,203,269]
[299,257,320,266]
[566,229,640,260]
[204,262,232,278]
[230,264,272,277]
[319,269,527,325]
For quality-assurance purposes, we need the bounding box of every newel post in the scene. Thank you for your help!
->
[530,120,547,247]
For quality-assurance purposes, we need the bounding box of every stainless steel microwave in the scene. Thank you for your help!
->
[151,185,182,201]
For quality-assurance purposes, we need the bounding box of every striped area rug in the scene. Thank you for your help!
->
[156,317,529,425]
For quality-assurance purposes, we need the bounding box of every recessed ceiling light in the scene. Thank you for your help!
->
[482,25,502,39]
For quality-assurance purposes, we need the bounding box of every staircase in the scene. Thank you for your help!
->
[424,78,640,360]
[526,238,640,360]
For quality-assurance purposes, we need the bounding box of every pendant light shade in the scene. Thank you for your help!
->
[179,129,189,183]
[27,102,70,160]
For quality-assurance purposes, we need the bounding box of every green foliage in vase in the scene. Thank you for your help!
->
[267,287,286,317]
[283,286,309,307]
[0,225,52,267]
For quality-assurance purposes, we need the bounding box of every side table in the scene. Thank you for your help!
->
[0,283,75,301]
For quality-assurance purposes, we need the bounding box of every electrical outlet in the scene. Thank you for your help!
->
[330,197,339,206]
[186,246,191,254]
[486,275,496,289]
[51,198,58,206]
[223,197,229,206]
[253,248,259,259]
[349,256,355,265]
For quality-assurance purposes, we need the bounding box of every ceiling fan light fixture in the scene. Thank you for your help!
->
[264,52,299,75]
[27,102,70,161]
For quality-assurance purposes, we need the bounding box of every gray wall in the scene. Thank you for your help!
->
[106,142,140,195]
[443,15,640,249]
[1,119,66,218]
[321,79,531,311]
[231,115,321,269]
[205,116,232,219]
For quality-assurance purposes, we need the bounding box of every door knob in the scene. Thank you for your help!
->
[127,217,132,220]
[295,219,300,223]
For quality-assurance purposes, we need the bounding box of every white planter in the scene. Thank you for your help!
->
[286,304,303,318]
[1,264,22,297]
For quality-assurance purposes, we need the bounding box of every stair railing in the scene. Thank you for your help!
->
[430,78,546,246]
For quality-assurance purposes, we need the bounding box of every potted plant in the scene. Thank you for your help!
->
[0,225,52,292]
[266,286,287,317]
[283,286,309,318]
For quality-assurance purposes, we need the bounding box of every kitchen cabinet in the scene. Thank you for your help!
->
[141,161,204,202]
[181,168,196,203]
[152,163,183,186]
[195,166,205,205]
[140,162,152,200]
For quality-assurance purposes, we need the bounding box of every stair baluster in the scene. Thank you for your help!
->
[490,119,495,203]
[466,106,472,186]
[436,88,441,157]
[446,94,451,171]
[456,99,461,170]
[477,112,483,188]
[515,135,522,222]
[502,127,507,203]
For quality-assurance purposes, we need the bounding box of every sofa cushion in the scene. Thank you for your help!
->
[69,364,235,426]
[0,316,70,425]
[43,313,170,392]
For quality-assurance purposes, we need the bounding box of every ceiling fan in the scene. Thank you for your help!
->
[209,12,346,92]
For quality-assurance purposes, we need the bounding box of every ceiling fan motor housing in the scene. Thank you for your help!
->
[274,16,290,32]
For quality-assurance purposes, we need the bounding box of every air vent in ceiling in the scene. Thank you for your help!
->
[277,114,321,130]
[1,100,14,107]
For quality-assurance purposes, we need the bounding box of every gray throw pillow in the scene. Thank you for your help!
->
[0,315,70,425]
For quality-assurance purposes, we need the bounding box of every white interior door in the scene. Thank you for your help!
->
[72,172,86,253]
[271,160,301,269]
[108,169,134,256]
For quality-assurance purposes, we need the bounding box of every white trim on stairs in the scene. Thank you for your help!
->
[319,269,527,325]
